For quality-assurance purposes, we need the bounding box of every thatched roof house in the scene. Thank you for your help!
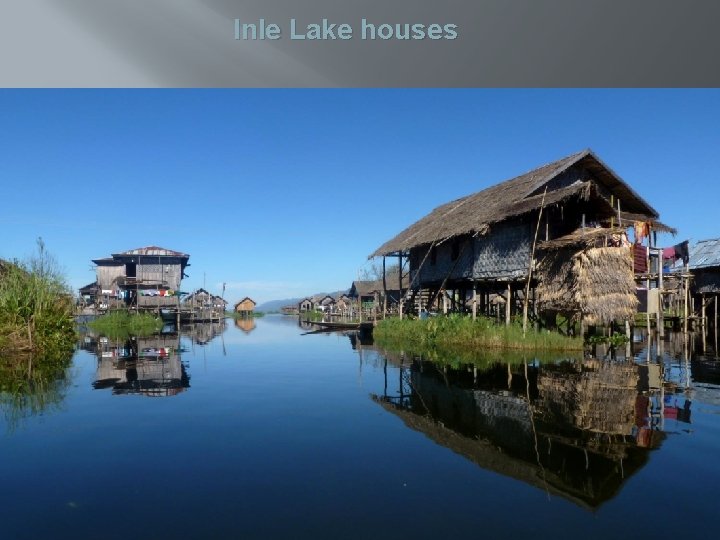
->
[234,297,256,314]
[371,149,666,323]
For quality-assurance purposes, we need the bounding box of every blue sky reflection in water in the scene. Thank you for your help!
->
[1,315,719,539]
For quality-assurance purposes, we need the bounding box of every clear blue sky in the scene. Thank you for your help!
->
[1,89,718,305]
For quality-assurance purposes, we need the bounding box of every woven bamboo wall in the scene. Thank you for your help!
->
[472,221,531,280]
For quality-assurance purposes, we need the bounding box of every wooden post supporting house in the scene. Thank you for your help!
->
[702,294,707,353]
[506,282,511,326]
[398,253,403,320]
[657,248,665,338]
[684,265,689,334]
[472,282,477,320]
[382,256,387,319]
[715,296,718,356]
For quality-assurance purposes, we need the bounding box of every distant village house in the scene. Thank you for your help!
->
[234,297,257,316]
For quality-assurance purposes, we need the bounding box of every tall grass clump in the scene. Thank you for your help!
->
[0,239,76,356]
[374,314,584,355]
[89,310,163,338]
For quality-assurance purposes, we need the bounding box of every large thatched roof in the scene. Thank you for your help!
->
[371,149,659,257]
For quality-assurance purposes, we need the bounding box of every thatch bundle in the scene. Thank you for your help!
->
[536,245,638,325]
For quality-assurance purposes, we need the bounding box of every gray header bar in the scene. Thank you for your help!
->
[1,0,718,87]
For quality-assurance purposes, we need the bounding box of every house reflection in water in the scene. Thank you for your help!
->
[370,350,690,510]
[92,333,189,397]
[184,320,227,345]
[234,317,256,334]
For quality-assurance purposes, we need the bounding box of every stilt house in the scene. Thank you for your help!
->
[683,239,720,327]
[91,246,190,309]
[298,298,314,313]
[234,297,256,316]
[371,149,667,326]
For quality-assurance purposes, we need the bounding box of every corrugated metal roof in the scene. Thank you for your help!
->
[688,238,720,269]
[116,246,189,257]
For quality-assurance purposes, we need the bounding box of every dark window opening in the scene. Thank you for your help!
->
[451,240,460,261]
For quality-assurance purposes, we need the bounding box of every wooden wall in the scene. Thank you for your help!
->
[96,264,125,290]
[137,262,182,289]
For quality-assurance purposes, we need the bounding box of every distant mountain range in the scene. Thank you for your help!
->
[256,291,346,313]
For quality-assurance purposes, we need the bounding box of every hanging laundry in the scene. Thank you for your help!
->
[662,247,676,260]
[674,240,690,265]
[634,221,650,243]
[633,244,648,273]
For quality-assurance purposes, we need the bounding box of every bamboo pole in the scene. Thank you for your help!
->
[657,246,664,338]
[715,295,718,357]
[683,265,689,334]
[472,282,477,320]
[382,256,387,319]
[702,293,707,353]
[506,282,511,326]
[398,253,403,320]
[523,187,547,336]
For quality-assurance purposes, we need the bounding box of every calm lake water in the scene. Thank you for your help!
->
[2,315,719,539]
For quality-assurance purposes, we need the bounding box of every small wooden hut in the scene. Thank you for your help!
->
[234,297,256,316]
[371,149,667,327]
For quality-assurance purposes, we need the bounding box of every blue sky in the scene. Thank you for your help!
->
[1,89,718,304]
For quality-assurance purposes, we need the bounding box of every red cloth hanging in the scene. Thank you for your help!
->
[633,244,648,273]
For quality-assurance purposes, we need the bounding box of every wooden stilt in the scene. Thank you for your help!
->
[398,253,403,320]
[382,256,387,319]
[683,267,689,334]
[715,295,718,357]
[523,188,547,336]
[506,282,511,326]
[472,282,477,320]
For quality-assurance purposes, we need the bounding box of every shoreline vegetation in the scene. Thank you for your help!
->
[373,315,585,359]
[226,311,265,319]
[1,240,76,426]
[88,311,163,338]
[0,240,76,358]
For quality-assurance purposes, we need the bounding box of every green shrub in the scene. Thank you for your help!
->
[374,314,584,361]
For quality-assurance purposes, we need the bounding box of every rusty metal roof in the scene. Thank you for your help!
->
[114,246,189,258]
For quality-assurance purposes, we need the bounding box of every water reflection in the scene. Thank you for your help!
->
[184,319,227,344]
[91,333,189,397]
[83,321,230,397]
[0,351,72,429]
[234,317,256,334]
[364,337,695,510]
